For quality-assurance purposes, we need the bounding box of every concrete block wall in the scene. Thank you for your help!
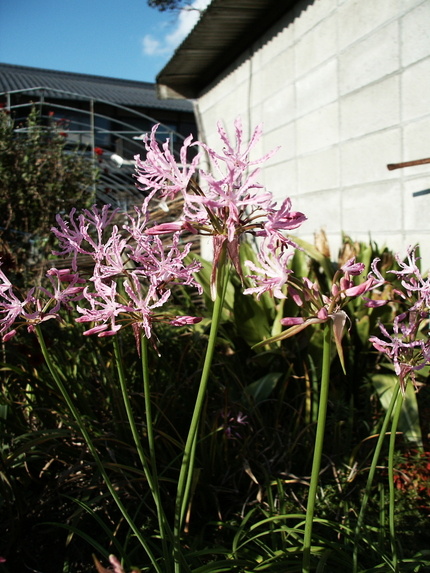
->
[196,0,430,269]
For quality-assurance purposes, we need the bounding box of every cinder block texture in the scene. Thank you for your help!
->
[298,146,340,193]
[195,0,430,269]
[337,0,396,49]
[296,58,338,116]
[340,129,401,187]
[401,1,430,66]
[297,102,339,154]
[402,57,430,121]
[404,176,430,231]
[294,15,337,77]
[340,76,400,140]
[339,21,399,95]
[342,181,402,232]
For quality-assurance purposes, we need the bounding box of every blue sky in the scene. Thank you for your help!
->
[0,0,209,83]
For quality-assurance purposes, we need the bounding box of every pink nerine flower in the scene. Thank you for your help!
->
[341,257,366,277]
[52,205,118,270]
[244,250,293,300]
[370,314,430,395]
[134,125,201,199]
[134,117,307,299]
[50,205,203,340]
[0,264,82,341]
[389,246,430,311]
[259,198,307,250]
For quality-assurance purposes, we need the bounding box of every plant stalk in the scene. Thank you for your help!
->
[173,244,228,573]
[302,320,332,573]
[388,387,403,573]
[35,326,163,573]
[352,382,400,573]
[113,334,172,572]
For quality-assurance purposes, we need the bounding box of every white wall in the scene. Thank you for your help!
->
[196,0,430,269]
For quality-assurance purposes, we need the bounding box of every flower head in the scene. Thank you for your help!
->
[134,117,306,299]
[135,125,201,199]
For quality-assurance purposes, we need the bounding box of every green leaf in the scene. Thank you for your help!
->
[290,236,335,280]
[371,373,422,446]
[234,289,272,349]
[243,372,283,403]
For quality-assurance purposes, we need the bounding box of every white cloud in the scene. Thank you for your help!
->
[142,35,167,56]
[142,0,211,58]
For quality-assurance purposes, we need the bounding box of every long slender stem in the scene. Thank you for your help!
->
[35,326,163,573]
[173,244,228,573]
[302,321,332,573]
[352,383,400,573]
[140,332,173,573]
[180,433,197,529]
[388,388,403,573]
[112,335,155,490]
[112,335,171,572]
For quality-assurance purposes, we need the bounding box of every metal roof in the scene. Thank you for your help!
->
[0,62,194,112]
[156,0,299,99]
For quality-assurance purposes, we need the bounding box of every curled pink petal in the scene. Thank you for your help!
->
[280,317,304,326]
[2,329,16,342]
[83,324,109,336]
[171,315,202,326]
[363,298,388,308]
[341,257,365,276]
[344,277,375,297]
[146,222,183,235]
[317,307,329,320]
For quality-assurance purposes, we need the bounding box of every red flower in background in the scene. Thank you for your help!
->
[94,147,104,156]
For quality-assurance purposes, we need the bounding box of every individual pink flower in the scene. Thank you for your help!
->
[370,314,430,395]
[52,205,118,270]
[388,246,430,311]
[244,250,293,300]
[40,268,86,312]
[0,265,61,341]
[341,257,366,277]
[76,281,126,336]
[259,198,307,250]
[123,274,171,339]
[135,124,201,199]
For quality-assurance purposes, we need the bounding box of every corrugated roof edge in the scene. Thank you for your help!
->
[156,0,299,99]
[0,62,156,88]
[0,62,194,111]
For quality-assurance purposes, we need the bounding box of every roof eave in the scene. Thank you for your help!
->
[156,0,299,99]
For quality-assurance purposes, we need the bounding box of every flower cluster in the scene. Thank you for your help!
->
[0,201,203,342]
[219,410,249,440]
[248,255,387,369]
[370,246,430,394]
[0,265,85,341]
[52,204,203,339]
[135,118,306,298]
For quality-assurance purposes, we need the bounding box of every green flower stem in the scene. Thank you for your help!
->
[352,382,400,573]
[302,320,332,573]
[180,432,197,529]
[112,334,172,572]
[140,332,173,573]
[35,326,163,573]
[388,387,403,573]
[173,244,228,573]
